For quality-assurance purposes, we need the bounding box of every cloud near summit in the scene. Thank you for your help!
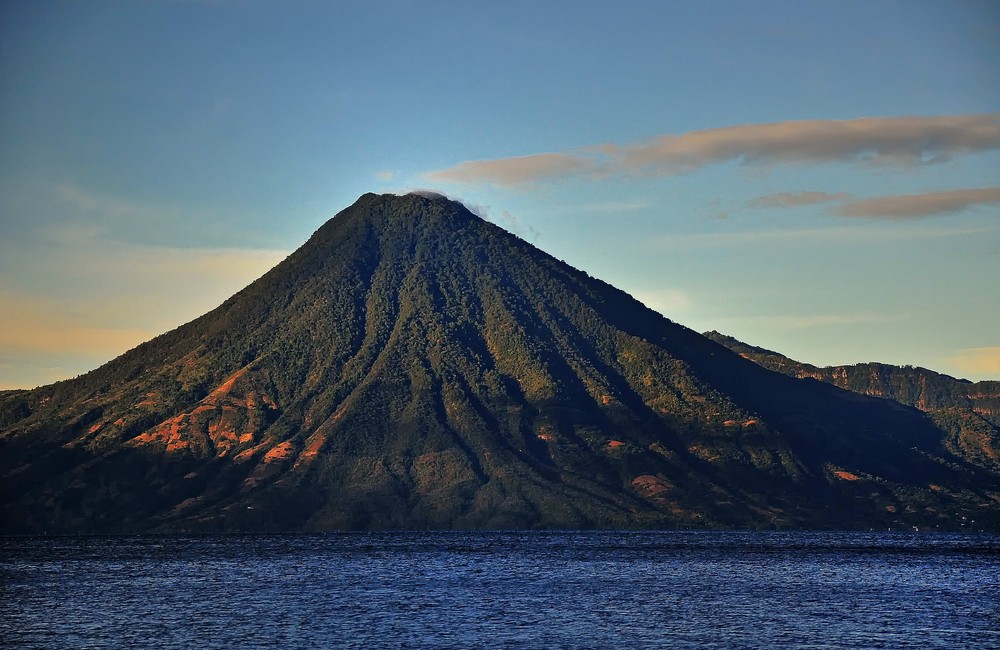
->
[424,113,1000,186]
[425,153,593,187]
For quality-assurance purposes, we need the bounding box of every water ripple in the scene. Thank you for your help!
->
[1,531,997,648]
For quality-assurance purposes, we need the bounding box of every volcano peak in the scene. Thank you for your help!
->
[2,192,999,533]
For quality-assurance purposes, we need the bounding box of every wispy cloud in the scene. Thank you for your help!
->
[423,113,1000,187]
[833,187,1000,219]
[747,191,850,209]
[745,186,1000,219]
[493,209,540,240]
[950,346,1000,376]
[426,153,594,186]
[614,113,1000,173]
[648,224,993,250]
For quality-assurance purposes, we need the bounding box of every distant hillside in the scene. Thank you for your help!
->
[3,193,999,533]
[704,331,1000,475]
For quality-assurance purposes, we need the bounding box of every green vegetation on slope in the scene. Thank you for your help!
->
[2,194,999,533]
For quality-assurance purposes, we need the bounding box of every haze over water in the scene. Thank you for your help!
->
[3,531,998,648]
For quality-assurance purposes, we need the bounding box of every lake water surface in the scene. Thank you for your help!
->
[2,531,998,648]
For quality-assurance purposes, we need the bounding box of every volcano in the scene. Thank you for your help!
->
[2,192,998,532]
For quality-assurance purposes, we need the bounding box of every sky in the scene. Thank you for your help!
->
[1,0,999,389]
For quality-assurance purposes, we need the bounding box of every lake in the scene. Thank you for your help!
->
[2,531,998,648]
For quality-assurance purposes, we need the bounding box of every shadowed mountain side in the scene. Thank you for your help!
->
[2,193,999,533]
[705,331,1000,476]
[703,332,1000,424]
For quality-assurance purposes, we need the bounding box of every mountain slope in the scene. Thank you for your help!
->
[704,331,1000,476]
[702,332,1000,421]
[3,193,999,532]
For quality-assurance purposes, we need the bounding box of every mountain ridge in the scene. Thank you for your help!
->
[704,330,1000,476]
[3,193,999,532]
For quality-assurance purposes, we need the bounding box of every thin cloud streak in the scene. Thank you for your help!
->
[615,113,1000,173]
[748,191,850,209]
[424,113,1000,186]
[425,153,594,186]
[647,224,993,250]
[833,187,1000,219]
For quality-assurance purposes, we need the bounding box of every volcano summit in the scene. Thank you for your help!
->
[2,193,998,532]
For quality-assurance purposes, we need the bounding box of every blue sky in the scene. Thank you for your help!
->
[1,0,999,389]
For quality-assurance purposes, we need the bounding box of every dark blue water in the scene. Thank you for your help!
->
[2,531,998,648]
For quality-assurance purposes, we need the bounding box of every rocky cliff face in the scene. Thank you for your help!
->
[3,193,999,532]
